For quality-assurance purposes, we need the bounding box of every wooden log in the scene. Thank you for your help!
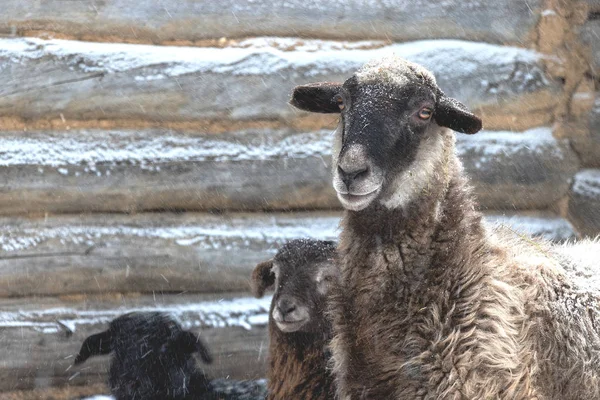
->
[568,169,600,236]
[2,383,108,400]
[588,0,600,13]
[0,210,577,298]
[0,38,561,131]
[0,0,543,45]
[0,293,270,392]
[571,93,600,168]
[0,211,340,297]
[457,128,580,210]
[0,127,580,214]
[581,19,600,76]
[0,129,339,214]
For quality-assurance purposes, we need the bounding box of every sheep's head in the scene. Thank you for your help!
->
[290,56,482,211]
[74,312,213,366]
[251,239,337,333]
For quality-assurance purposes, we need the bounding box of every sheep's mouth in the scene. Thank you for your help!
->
[336,186,381,211]
[275,319,307,333]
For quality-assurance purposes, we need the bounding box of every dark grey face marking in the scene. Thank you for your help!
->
[289,56,482,211]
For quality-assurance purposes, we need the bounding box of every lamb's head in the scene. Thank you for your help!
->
[251,239,337,333]
[74,311,213,367]
[290,56,482,211]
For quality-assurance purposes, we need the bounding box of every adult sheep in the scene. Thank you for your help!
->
[251,239,338,400]
[75,312,214,400]
[290,56,600,399]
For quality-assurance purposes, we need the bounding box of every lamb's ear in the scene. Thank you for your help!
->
[250,259,275,298]
[174,331,213,364]
[290,82,343,113]
[74,330,112,365]
[434,95,482,134]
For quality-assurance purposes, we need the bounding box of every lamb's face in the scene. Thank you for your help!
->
[109,313,207,365]
[251,239,337,333]
[290,56,482,211]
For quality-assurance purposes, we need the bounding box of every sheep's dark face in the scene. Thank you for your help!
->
[108,312,212,366]
[74,312,213,399]
[75,312,212,366]
[251,239,337,333]
[290,56,482,211]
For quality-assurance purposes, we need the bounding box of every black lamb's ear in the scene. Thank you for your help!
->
[74,330,112,365]
[250,259,275,298]
[434,95,482,134]
[175,331,213,364]
[290,82,343,113]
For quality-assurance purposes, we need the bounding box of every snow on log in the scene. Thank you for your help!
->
[0,211,576,297]
[457,127,580,209]
[0,129,339,214]
[568,169,600,236]
[0,37,560,130]
[0,293,269,392]
[0,127,578,214]
[0,211,341,297]
[0,0,542,44]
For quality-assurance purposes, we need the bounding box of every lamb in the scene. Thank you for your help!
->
[74,311,214,400]
[289,56,600,399]
[251,239,337,400]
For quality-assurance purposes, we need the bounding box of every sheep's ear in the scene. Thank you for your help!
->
[250,259,275,298]
[290,82,343,113]
[434,95,482,134]
[74,330,112,365]
[174,331,213,364]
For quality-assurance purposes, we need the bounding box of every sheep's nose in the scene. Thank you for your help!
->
[277,299,297,318]
[338,164,369,188]
[337,145,371,189]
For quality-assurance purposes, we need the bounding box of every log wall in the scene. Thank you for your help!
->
[1,0,599,396]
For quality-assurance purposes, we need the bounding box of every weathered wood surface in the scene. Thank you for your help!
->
[0,129,339,214]
[568,169,600,237]
[457,128,580,209]
[0,0,542,45]
[581,19,600,75]
[0,211,339,297]
[3,383,108,400]
[0,128,579,214]
[0,293,269,392]
[588,0,600,13]
[572,93,600,168]
[0,211,576,298]
[0,38,560,131]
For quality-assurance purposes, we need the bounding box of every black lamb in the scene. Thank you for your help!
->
[74,311,213,400]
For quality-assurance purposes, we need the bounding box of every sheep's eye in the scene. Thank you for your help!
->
[418,107,433,120]
[334,94,345,111]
